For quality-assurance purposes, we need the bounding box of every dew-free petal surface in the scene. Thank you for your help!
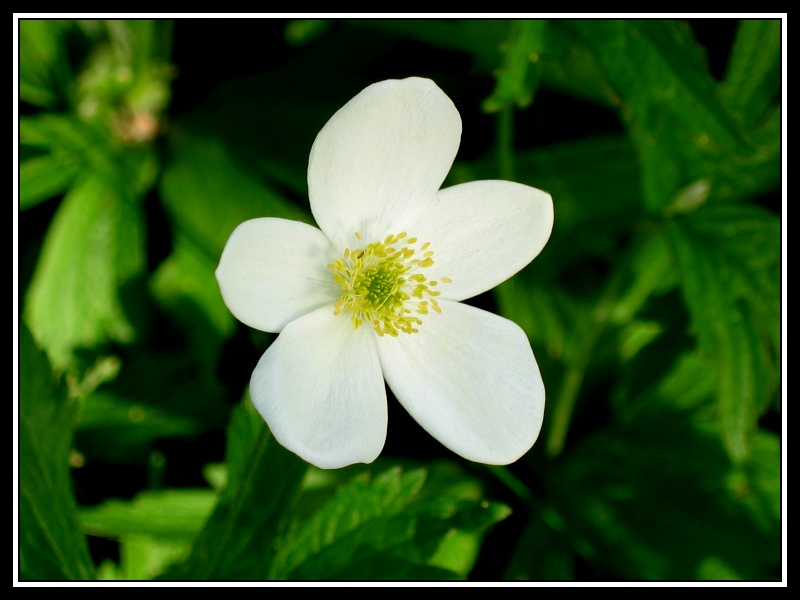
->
[216,218,340,333]
[308,77,462,249]
[410,180,554,302]
[377,300,545,465]
[250,306,387,469]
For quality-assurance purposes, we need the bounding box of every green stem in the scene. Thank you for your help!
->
[544,257,632,457]
[545,366,588,456]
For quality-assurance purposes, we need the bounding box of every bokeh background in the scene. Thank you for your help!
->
[17,18,783,582]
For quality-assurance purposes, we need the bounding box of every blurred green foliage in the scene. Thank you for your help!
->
[17,18,782,582]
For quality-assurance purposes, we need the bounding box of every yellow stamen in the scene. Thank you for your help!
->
[327,232,452,336]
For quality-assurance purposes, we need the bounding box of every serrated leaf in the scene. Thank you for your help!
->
[270,466,510,580]
[569,19,751,147]
[666,204,779,460]
[279,459,498,579]
[566,20,777,211]
[19,323,95,581]
[24,174,147,371]
[271,467,427,578]
[680,204,781,351]
[295,511,468,581]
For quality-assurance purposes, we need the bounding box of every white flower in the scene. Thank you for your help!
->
[216,77,554,469]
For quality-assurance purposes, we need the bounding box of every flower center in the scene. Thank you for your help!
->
[328,232,451,337]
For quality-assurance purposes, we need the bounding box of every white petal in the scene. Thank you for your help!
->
[308,77,462,249]
[377,300,544,465]
[409,180,554,301]
[216,218,340,333]
[250,306,387,469]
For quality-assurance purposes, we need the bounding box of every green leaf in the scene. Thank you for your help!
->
[159,127,311,262]
[19,153,81,210]
[609,229,677,325]
[20,113,92,148]
[72,223,234,467]
[149,232,237,367]
[81,489,216,541]
[269,465,511,580]
[271,467,426,578]
[220,398,266,495]
[162,400,308,580]
[654,348,718,412]
[24,173,147,371]
[723,20,781,128]
[566,20,776,211]
[548,404,780,580]
[19,323,95,581]
[76,390,209,465]
[19,114,108,210]
[537,22,614,106]
[585,20,750,147]
[18,19,73,108]
[483,20,547,112]
[93,533,197,581]
[612,315,698,422]
[114,536,191,581]
[74,307,231,465]
[666,204,779,460]
[727,431,781,532]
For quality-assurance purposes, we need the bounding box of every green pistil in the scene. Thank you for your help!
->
[328,232,450,336]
